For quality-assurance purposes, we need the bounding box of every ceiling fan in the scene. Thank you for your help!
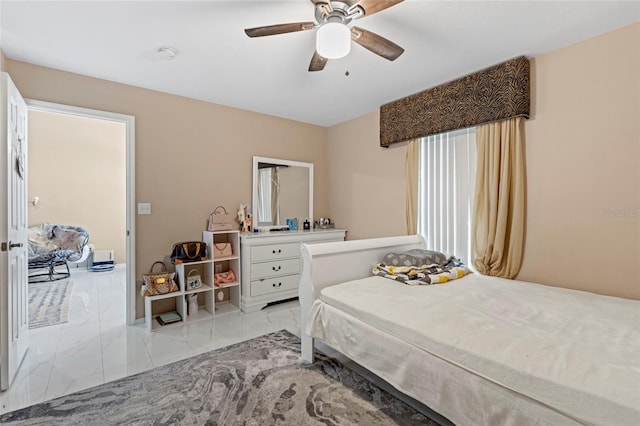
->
[244,0,405,72]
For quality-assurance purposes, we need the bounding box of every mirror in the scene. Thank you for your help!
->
[252,156,313,229]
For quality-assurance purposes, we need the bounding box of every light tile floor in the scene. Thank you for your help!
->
[0,264,301,414]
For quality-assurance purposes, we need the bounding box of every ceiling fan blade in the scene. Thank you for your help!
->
[244,22,315,38]
[352,0,404,16]
[309,50,328,72]
[351,26,404,61]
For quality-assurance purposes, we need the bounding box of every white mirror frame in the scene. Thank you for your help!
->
[252,156,313,231]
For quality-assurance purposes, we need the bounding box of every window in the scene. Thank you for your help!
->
[418,128,476,264]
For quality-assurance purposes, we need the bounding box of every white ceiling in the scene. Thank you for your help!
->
[1,1,638,127]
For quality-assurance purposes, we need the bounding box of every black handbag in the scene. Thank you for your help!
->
[170,241,207,264]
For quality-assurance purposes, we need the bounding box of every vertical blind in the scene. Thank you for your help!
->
[418,128,476,264]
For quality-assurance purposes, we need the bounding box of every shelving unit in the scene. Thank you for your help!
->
[144,231,241,331]
[144,258,215,331]
[203,230,241,316]
[176,260,215,324]
[144,291,182,332]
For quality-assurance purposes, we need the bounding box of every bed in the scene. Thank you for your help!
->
[299,235,640,426]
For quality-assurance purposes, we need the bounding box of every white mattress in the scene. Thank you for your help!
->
[311,274,640,425]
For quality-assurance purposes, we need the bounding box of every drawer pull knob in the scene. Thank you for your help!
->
[272,266,281,271]
[272,249,282,254]
[272,282,282,287]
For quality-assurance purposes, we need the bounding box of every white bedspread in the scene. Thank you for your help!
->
[308,274,640,425]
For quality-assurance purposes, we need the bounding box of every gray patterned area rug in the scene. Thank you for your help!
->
[28,280,74,329]
[0,330,437,425]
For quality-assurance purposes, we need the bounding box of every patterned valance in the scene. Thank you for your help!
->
[380,56,530,147]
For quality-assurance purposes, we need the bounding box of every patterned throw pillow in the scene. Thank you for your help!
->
[382,249,449,267]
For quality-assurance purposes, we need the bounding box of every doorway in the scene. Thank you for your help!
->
[25,101,136,324]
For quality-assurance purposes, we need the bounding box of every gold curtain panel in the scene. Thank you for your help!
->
[380,56,530,147]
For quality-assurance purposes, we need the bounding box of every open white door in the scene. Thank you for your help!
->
[0,73,29,391]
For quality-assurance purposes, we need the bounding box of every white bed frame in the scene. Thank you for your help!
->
[298,235,593,426]
[300,235,425,363]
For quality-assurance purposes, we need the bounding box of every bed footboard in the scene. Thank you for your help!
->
[299,234,425,362]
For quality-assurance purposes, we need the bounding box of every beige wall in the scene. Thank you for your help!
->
[518,23,639,299]
[0,50,6,72]
[6,60,328,318]
[327,23,639,300]
[28,110,127,263]
[327,112,406,240]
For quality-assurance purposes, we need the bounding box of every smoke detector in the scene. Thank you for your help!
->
[156,47,177,61]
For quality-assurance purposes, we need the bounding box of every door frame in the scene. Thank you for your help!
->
[25,100,136,325]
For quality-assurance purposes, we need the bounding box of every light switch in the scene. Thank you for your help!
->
[137,203,152,215]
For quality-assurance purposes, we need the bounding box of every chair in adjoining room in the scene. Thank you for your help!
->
[27,224,90,283]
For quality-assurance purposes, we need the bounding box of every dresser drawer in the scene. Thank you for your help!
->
[251,243,300,262]
[250,258,300,279]
[250,274,300,298]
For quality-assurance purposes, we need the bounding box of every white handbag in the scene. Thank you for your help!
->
[186,269,202,290]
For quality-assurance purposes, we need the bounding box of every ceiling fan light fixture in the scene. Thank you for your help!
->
[316,22,350,59]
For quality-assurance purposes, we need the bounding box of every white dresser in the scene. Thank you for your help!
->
[240,229,346,312]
